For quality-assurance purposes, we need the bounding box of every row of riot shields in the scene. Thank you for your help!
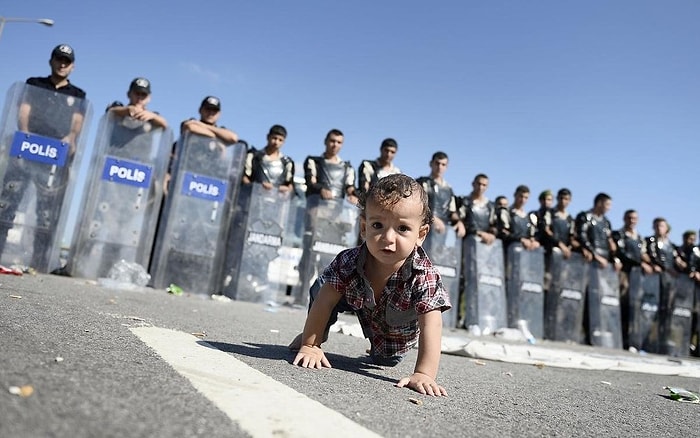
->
[0,82,92,272]
[626,270,695,356]
[459,234,698,356]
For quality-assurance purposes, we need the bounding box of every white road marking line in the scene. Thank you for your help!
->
[131,326,381,438]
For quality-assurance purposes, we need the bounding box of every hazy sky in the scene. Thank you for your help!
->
[1,1,698,244]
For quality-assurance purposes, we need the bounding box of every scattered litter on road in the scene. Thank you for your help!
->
[8,385,34,397]
[664,386,699,404]
[167,284,184,296]
[0,265,23,276]
[534,362,545,369]
[503,371,513,377]
[600,381,612,386]
[55,357,64,363]
[127,316,146,322]
[408,398,423,406]
[9,294,22,299]
[191,332,207,338]
[471,359,486,366]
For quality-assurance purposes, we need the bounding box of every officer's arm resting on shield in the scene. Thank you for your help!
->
[18,102,31,132]
[396,310,448,396]
[182,119,238,145]
[65,111,84,155]
[135,109,167,129]
[292,283,341,369]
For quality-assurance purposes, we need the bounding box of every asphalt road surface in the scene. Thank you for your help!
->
[2,273,698,437]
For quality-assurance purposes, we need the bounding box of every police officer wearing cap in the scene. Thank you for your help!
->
[0,44,88,270]
[163,96,238,194]
[180,96,238,144]
[20,44,87,152]
[107,77,168,129]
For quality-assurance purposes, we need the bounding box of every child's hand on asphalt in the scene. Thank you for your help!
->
[292,345,332,369]
[396,372,447,396]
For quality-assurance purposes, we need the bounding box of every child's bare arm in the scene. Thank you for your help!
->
[292,283,342,369]
[396,310,447,396]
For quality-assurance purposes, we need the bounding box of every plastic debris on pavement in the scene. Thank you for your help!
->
[167,284,184,296]
[107,260,150,286]
[664,386,700,404]
[211,294,232,303]
[0,265,23,276]
[8,385,34,397]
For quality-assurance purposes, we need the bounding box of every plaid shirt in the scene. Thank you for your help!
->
[319,244,450,358]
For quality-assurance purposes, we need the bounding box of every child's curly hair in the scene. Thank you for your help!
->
[358,174,433,226]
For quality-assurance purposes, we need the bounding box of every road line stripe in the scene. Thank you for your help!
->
[131,326,381,438]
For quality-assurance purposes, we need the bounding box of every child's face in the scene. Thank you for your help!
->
[360,195,428,271]
[267,134,286,150]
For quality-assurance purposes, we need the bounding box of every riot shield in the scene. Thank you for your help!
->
[150,133,246,295]
[586,264,623,349]
[67,113,172,279]
[693,283,700,357]
[544,250,586,343]
[627,271,660,353]
[423,226,461,328]
[506,244,545,339]
[0,82,92,272]
[292,195,359,306]
[222,183,291,303]
[657,271,676,355]
[667,275,694,357]
[463,235,507,333]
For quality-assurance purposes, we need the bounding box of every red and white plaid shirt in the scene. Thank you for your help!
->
[319,244,450,357]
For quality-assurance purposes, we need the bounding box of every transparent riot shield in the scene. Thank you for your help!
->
[667,275,694,357]
[463,235,507,333]
[150,134,246,295]
[657,271,676,355]
[67,113,172,279]
[544,250,586,343]
[292,195,359,306]
[222,183,291,303]
[627,271,660,353]
[586,264,623,349]
[0,82,92,272]
[423,227,461,328]
[506,244,545,339]
[693,283,700,357]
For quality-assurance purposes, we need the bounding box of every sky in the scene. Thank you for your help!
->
[0,0,698,245]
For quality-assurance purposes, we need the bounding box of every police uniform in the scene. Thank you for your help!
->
[0,74,86,269]
[417,176,458,251]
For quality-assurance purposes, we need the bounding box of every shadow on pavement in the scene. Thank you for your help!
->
[201,341,397,384]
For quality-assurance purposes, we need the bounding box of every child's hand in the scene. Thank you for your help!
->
[292,345,331,369]
[396,372,447,396]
